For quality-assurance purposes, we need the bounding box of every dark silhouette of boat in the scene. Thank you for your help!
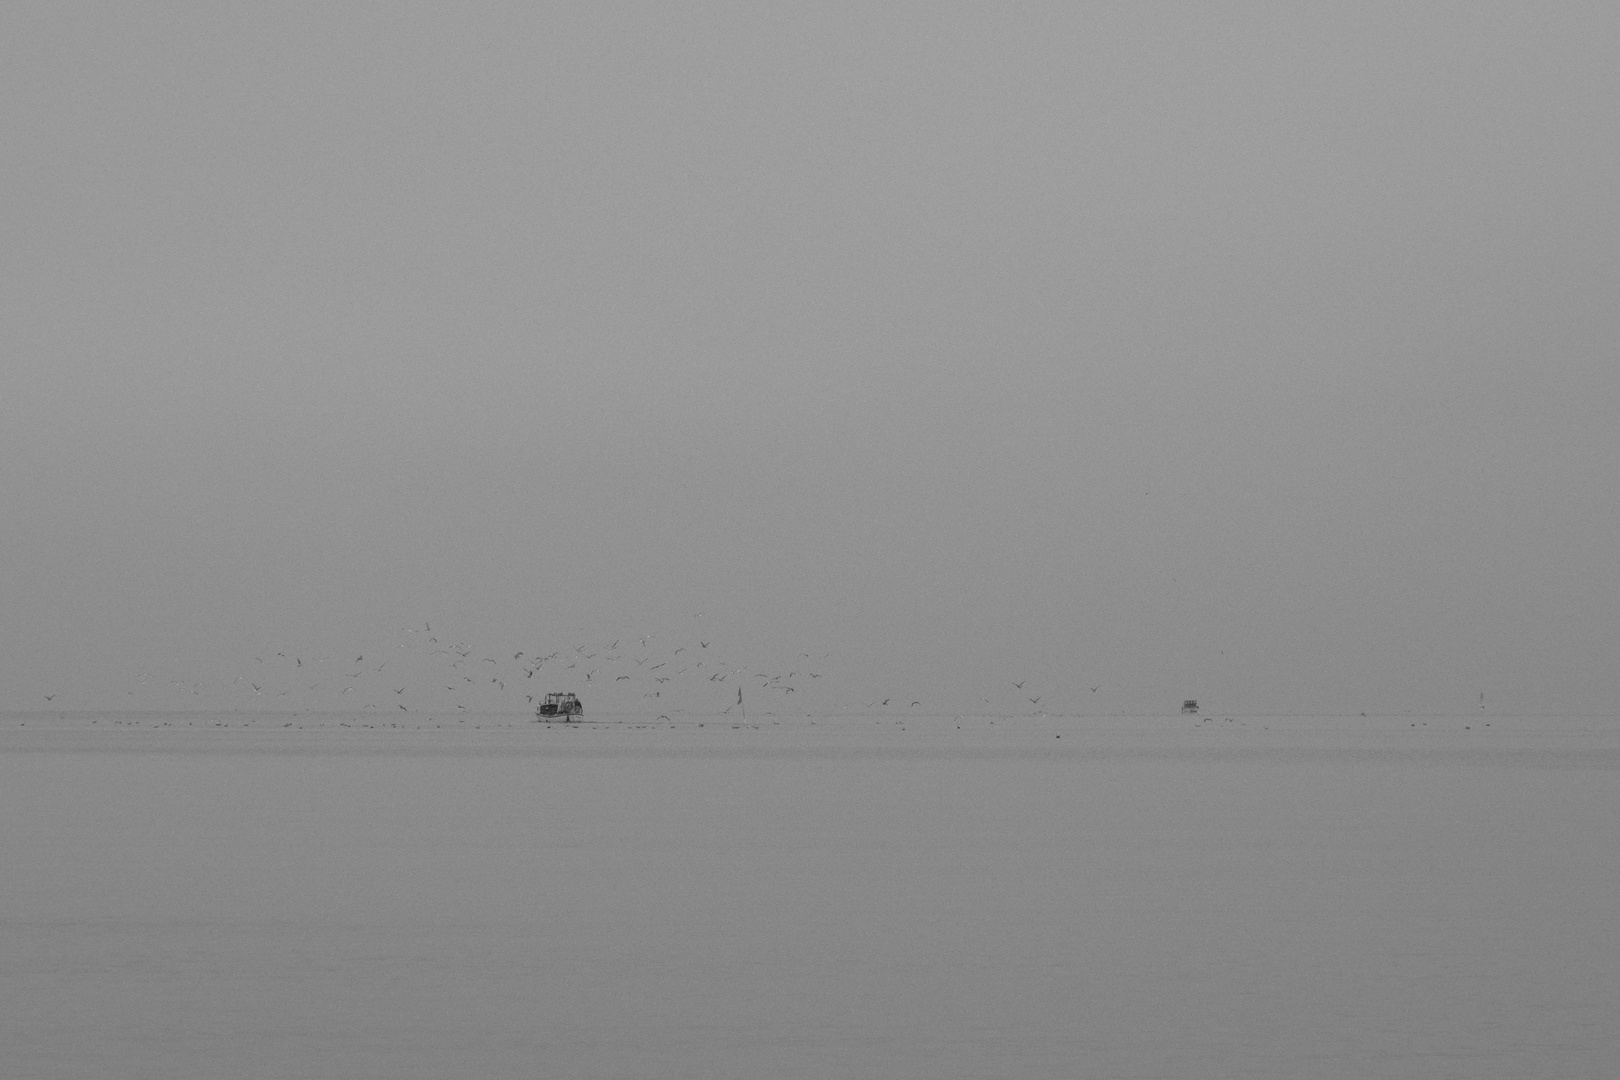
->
[1181,699,1199,714]
[536,692,583,719]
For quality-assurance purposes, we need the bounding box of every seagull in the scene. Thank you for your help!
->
[1090,686,1100,693]
[1029,697,1042,705]
[1013,681,1024,689]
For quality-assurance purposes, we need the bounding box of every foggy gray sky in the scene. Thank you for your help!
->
[5,3,1617,715]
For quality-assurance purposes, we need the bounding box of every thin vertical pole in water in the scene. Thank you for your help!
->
[739,685,744,720]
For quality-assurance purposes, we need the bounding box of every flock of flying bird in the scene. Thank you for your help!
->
[100,624,832,716]
[66,622,1083,716]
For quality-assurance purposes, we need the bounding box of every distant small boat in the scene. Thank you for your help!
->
[536,692,583,720]
[1181,699,1199,714]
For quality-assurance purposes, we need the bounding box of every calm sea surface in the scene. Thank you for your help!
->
[3,712,1617,1079]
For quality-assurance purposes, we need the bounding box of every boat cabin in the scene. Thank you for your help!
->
[537,692,583,719]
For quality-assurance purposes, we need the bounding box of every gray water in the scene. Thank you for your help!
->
[3,712,1616,1078]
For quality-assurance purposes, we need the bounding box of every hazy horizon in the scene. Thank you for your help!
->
[6,3,1617,716]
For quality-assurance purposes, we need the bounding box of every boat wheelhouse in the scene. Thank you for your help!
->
[536,692,583,719]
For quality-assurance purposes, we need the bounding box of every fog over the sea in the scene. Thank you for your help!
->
[5,3,1616,715]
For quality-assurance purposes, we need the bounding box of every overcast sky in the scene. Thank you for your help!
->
[4,3,1617,715]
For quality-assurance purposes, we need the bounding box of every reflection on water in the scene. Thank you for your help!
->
[3,713,1617,1079]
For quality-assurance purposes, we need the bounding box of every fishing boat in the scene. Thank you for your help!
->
[536,692,583,719]
[1181,699,1199,714]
